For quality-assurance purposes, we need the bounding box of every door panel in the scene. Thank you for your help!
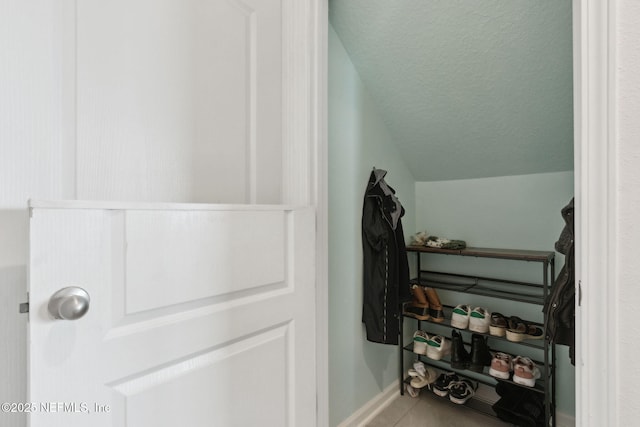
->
[73,0,283,203]
[28,203,315,427]
[113,325,289,427]
[124,210,286,313]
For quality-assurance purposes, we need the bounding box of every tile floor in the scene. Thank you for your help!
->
[366,389,511,427]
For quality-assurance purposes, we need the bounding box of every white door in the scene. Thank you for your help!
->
[28,201,315,427]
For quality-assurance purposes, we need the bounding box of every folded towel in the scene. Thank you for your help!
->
[426,235,467,250]
[411,231,430,246]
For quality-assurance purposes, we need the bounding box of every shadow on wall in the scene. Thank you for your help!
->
[362,331,395,391]
[0,209,28,427]
[0,265,27,427]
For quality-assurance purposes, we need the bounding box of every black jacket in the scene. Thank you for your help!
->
[544,198,575,364]
[361,169,411,345]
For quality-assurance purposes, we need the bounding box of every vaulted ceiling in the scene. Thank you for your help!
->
[329,0,574,182]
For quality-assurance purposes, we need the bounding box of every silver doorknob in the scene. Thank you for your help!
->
[48,287,90,320]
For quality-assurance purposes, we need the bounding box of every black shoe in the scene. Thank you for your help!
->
[469,333,492,372]
[448,379,477,405]
[450,330,471,369]
[432,372,459,397]
[492,382,546,427]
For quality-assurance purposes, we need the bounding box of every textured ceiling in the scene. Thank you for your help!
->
[329,0,574,181]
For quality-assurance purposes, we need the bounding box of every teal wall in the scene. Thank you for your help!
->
[328,26,416,426]
[415,172,574,253]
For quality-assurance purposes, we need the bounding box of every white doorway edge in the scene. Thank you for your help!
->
[573,0,619,426]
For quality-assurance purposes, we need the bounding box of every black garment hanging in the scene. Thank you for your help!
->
[544,198,575,365]
[361,168,411,345]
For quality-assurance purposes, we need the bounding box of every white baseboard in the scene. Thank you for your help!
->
[336,380,400,427]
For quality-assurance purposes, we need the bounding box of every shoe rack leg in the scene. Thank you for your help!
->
[399,312,404,395]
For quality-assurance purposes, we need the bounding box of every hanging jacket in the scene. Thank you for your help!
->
[544,198,575,364]
[361,169,411,345]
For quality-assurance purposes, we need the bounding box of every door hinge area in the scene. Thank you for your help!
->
[19,293,29,313]
[578,280,582,307]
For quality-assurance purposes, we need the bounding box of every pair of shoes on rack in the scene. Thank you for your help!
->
[492,382,547,427]
[505,316,545,342]
[489,353,541,387]
[451,305,491,333]
[413,330,452,360]
[407,361,438,389]
[403,284,445,322]
[450,330,492,372]
[489,312,544,341]
[433,372,477,405]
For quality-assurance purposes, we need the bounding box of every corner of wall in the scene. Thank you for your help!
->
[328,26,416,426]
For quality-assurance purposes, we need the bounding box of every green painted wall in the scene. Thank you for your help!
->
[328,26,416,426]
[414,172,575,415]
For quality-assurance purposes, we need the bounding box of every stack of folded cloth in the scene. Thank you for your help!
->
[411,231,466,250]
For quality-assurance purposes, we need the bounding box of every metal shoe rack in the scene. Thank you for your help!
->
[399,245,556,427]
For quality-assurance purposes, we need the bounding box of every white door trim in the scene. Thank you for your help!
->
[310,1,329,427]
[282,1,328,425]
[573,0,618,426]
[28,199,302,211]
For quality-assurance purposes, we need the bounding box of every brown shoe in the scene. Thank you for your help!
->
[489,312,508,337]
[411,284,429,305]
[404,285,430,320]
[424,287,445,323]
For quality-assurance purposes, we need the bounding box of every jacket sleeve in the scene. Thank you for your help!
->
[362,197,387,251]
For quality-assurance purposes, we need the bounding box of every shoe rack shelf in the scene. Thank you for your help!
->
[400,245,556,427]
[402,333,547,393]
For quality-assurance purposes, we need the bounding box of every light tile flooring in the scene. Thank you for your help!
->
[366,390,511,427]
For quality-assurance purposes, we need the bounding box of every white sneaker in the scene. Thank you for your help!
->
[489,352,513,380]
[405,384,420,398]
[512,356,541,387]
[426,335,451,360]
[469,307,491,333]
[451,304,471,329]
[410,367,438,389]
[409,361,426,378]
[413,330,429,355]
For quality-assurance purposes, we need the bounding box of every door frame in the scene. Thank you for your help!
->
[291,1,328,426]
[313,0,618,426]
[309,1,329,426]
[573,0,618,426]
